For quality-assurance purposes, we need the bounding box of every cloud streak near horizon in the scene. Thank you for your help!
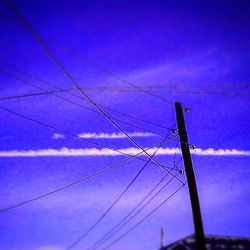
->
[0,147,249,157]
[52,132,156,140]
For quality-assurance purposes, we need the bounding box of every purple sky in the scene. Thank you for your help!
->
[0,1,250,250]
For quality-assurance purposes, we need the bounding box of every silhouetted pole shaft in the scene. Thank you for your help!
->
[175,102,206,250]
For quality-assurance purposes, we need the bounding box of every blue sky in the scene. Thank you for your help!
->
[0,0,250,250]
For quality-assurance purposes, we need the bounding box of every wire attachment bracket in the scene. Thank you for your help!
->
[171,128,178,134]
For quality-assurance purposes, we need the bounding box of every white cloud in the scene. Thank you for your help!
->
[52,133,65,139]
[52,132,156,139]
[192,148,250,156]
[0,147,249,157]
[77,132,155,139]
[37,247,62,250]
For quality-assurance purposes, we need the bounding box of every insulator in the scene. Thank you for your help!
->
[171,128,178,134]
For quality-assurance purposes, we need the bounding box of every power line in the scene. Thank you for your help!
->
[0,87,76,100]
[0,6,173,105]
[1,83,247,104]
[0,105,182,175]
[87,158,183,250]
[56,45,250,100]
[43,84,249,91]
[7,1,180,178]
[0,68,180,145]
[90,88,249,96]
[0,70,168,139]
[0,139,167,213]
[54,45,174,105]
[102,184,186,250]
[1,8,247,98]
[0,62,173,131]
[66,142,165,250]
[98,172,181,249]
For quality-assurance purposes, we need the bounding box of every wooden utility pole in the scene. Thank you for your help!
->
[175,102,206,250]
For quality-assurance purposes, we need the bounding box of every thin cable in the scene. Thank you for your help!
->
[0,139,166,213]
[37,84,250,91]
[102,184,185,250]
[0,62,172,131]
[0,71,166,138]
[97,172,180,249]
[90,88,250,96]
[66,141,165,250]
[0,71,168,139]
[0,87,76,100]
[1,84,247,99]
[0,105,181,174]
[88,158,182,250]
[7,2,175,176]
[57,45,174,105]
[0,66,173,142]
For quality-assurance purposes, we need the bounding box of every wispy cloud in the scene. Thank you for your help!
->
[37,247,63,250]
[52,133,65,139]
[52,132,156,140]
[0,147,249,157]
[37,247,62,250]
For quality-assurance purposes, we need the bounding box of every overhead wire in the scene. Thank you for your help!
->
[0,138,169,213]
[0,67,188,147]
[87,158,183,250]
[0,105,182,175]
[89,143,183,249]
[1,4,196,250]
[37,84,249,91]
[100,138,184,250]
[66,141,165,250]
[0,61,173,131]
[7,1,179,178]
[0,6,173,105]
[0,69,168,138]
[56,44,174,105]
[102,183,186,250]
[96,171,181,249]
[1,6,193,250]
[85,87,249,96]
[0,87,76,100]
[1,8,247,98]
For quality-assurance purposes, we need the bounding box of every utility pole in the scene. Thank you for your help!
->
[175,102,206,250]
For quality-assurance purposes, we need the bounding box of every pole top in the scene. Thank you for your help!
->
[175,102,182,109]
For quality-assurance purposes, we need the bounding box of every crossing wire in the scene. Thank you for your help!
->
[85,87,249,96]
[56,44,174,105]
[0,8,173,105]
[0,105,182,176]
[87,158,183,250]
[102,183,186,250]
[0,87,76,100]
[95,171,181,249]
[0,138,168,213]
[66,141,165,250]
[6,2,178,180]
[0,69,169,139]
[0,61,173,131]
[1,15,248,106]
[89,145,183,249]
